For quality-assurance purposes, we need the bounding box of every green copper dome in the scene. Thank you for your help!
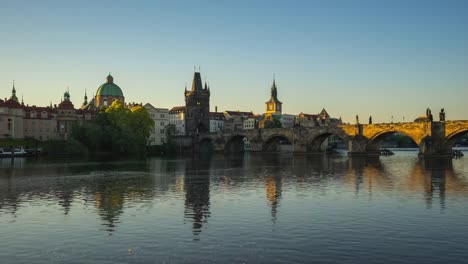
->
[96,74,124,97]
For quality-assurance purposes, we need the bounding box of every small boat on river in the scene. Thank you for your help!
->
[380,148,394,156]
[453,149,464,158]
[0,147,28,158]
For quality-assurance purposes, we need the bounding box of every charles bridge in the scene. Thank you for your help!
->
[194,120,468,157]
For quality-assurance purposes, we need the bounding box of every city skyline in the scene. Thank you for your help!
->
[1,0,467,123]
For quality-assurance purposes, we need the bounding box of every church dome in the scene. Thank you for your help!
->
[96,74,124,98]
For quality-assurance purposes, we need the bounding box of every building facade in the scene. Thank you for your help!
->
[1,74,130,142]
[209,112,225,133]
[224,111,254,132]
[144,103,169,146]
[169,106,186,136]
[243,116,259,130]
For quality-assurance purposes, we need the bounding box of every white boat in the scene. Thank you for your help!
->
[0,147,28,158]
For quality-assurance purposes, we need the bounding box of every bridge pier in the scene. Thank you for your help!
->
[347,136,373,156]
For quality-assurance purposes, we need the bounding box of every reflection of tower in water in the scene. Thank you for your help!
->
[265,175,282,223]
[184,156,211,237]
[410,159,454,209]
[94,191,124,233]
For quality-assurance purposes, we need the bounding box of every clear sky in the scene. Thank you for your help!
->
[1,0,467,123]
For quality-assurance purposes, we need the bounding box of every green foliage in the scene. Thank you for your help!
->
[382,133,417,148]
[70,100,154,156]
[162,124,177,154]
[264,118,282,129]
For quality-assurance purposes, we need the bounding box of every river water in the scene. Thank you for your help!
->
[1,150,468,263]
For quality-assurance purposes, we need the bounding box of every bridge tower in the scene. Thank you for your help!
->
[185,71,210,136]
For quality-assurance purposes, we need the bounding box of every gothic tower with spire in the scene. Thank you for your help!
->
[265,78,282,114]
[184,71,210,135]
[11,81,18,102]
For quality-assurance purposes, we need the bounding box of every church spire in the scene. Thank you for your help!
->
[83,89,88,105]
[10,80,19,102]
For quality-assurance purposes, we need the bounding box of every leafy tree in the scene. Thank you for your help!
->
[163,124,177,153]
[264,118,282,129]
[70,100,154,156]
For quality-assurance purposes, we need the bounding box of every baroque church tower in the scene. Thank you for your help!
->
[185,71,210,135]
[265,78,282,114]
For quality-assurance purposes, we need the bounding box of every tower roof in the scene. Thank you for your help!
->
[266,78,282,104]
[191,72,203,91]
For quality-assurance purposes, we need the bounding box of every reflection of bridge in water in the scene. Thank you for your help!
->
[197,120,468,157]
[1,155,467,235]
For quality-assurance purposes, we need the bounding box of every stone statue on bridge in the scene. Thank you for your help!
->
[355,115,359,125]
[369,115,372,124]
[426,108,433,122]
[439,108,446,121]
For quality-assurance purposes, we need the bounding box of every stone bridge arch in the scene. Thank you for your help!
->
[305,127,352,152]
[224,134,249,153]
[443,121,468,151]
[262,133,294,152]
[362,122,431,154]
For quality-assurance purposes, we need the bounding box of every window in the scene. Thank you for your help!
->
[161,114,165,118]
[160,129,164,134]
[160,122,164,126]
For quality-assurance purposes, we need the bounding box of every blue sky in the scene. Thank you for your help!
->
[1,0,467,122]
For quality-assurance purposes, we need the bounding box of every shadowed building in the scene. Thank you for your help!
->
[184,72,210,135]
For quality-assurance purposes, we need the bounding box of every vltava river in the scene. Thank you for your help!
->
[1,151,468,263]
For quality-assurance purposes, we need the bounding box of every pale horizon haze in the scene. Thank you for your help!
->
[1,0,467,123]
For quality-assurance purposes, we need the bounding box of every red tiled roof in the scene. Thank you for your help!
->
[24,106,54,119]
[0,99,23,109]
[169,106,186,113]
[299,113,319,120]
[58,100,75,110]
[225,111,254,118]
[209,112,225,120]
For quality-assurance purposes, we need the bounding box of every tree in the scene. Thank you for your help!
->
[163,124,177,153]
[70,100,154,156]
[264,118,282,129]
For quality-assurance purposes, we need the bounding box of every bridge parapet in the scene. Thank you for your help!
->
[195,120,466,157]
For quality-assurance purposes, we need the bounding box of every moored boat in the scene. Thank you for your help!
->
[0,147,28,158]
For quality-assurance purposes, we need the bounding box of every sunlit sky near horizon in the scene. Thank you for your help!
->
[1,0,467,123]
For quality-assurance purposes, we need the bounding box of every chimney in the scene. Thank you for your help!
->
[215,106,218,112]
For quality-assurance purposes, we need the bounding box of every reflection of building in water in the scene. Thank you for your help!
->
[265,175,282,223]
[184,157,211,237]
[344,157,393,196]
[56,189,74,215]
[94,191,124,232]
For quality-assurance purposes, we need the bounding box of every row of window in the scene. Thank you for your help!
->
[150,113,166,118]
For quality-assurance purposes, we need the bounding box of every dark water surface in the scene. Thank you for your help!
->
[1,151,468,263]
